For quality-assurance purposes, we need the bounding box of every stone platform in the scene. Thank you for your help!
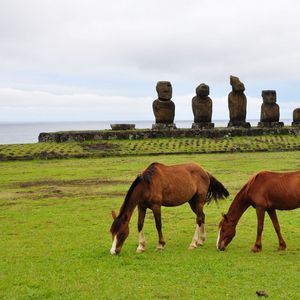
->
[38,127,300,143]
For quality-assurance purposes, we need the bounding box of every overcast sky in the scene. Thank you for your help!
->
[0,0,300,122]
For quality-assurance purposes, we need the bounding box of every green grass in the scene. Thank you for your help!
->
[0,152,300,299]
[0,134,300,161]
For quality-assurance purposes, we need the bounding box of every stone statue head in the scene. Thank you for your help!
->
[262,90,276,104]
[293,108,300,122]
[196,83,209,97]
[230,75,245,93]
[156,81,172,101]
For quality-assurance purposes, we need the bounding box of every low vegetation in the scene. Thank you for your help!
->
[1,151,300,299]
[0,134,300,160]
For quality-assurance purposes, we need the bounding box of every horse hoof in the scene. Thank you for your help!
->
[156,245,164,251]
[278,245,286,251]
[197,240,204,246]
[136,247,145,253]
[188,244,197,250]
[251,246,262,253]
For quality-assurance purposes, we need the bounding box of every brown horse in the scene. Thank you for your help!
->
[217,171,300,252]
[110,162,229,255]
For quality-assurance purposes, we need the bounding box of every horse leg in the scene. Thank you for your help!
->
[252,207,265,252]
[152,205,165,250]
[198,209,206,245]
[267,209,287,251]
[189,224,200,249]
[194,208,206,248]
[188,196,205,249]
[136,205,147,253]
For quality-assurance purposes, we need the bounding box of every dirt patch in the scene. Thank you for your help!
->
[82,143,120,151]
[98,192,124,197]
[19,179,129,188]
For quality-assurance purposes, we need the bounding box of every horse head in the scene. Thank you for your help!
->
[110,210,130,255]
[216,213,236,251]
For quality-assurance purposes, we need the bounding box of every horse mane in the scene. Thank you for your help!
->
[244,172,262,194]
[232,172,261,204]
[119,176,141,216]
[111,163,159,233]
[111,176,141,234]
[140,163,157,184]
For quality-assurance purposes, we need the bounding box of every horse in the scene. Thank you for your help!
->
[110,162,229,255]
[217,170,300,252]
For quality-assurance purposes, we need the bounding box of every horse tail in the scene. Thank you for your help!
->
[206,173,229,204]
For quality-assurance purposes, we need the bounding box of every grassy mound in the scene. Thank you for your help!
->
[0,134,300,161]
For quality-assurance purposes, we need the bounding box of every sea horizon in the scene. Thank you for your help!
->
[0,119,293,145]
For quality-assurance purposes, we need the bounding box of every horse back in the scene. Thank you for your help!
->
[140,162,210,206]
[247,171,300,210]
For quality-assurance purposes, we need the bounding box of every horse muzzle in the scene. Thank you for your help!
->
[110,249,120,255]
[217,241,226,251]
[110,236,121,255]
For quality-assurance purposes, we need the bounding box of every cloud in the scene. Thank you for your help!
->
[0,0,299,122]
[1,0,300,80]
[0,87,296,123]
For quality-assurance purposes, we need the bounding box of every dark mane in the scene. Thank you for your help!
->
[110,215,123,235]
[119,176,141,216]
[229,172,260,208]
[110,163,158,235]
[140,163,157,184]
[231,182,248,203]
[243,172,261,196]
[111,176,141,234]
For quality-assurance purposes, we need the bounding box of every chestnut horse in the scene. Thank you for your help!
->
[110,162,229,255]
[217,171,300,252]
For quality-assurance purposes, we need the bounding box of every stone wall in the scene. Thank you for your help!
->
[39,127,300,143]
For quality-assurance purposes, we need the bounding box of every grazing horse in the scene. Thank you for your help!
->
[217,171,300,252]
[110,162,229,255]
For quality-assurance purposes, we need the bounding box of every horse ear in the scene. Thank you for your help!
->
[111,210,117,220]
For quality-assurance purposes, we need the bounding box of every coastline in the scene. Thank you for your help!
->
[0,119,293,145]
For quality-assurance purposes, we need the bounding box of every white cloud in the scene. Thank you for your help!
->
[0,0,300,122]
[1,0,300,79]
[0,87,296,123]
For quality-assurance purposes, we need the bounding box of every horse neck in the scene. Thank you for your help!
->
[227,187,250,226]
[118,182,141,222]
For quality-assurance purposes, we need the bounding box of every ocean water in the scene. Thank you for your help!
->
[0,120,292,145]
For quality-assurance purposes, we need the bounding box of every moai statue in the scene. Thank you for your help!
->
[191,83,214,129]
[152,81,176,130]
[228,75,250,128]
[292,108,300,126]
[257,90,284,127]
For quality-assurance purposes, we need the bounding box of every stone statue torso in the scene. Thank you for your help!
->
[260,103,279,122]
[228,91,247,122]
[152,99,175,124]
[192,96,212,123]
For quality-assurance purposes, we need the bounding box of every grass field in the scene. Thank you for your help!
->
[1,151,300,299]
